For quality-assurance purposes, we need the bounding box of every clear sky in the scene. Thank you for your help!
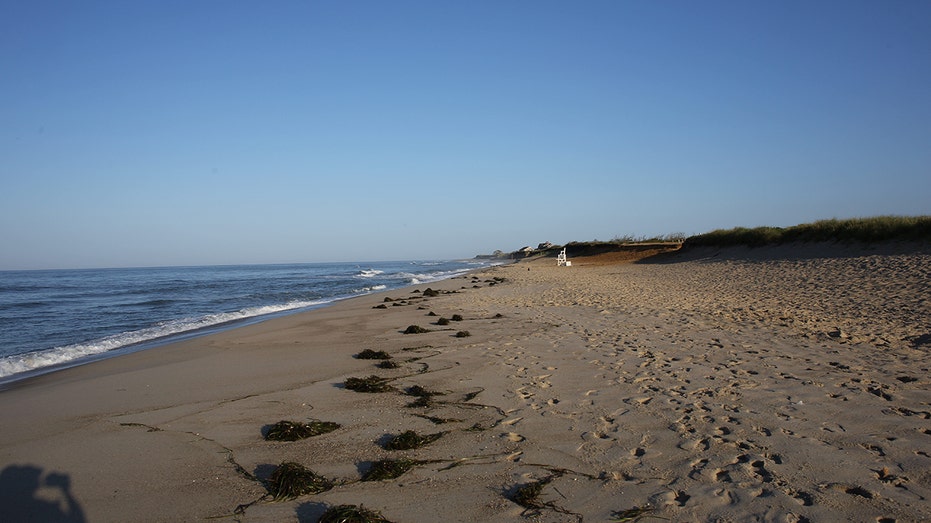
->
[2,1,929,269]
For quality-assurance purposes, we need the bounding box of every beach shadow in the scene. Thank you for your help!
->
[295,501,328,522]
[0,464,87,522]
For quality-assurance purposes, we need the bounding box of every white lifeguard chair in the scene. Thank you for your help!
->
[557,248,571,266]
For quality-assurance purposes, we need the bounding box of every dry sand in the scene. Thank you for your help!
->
[1,241,929,522]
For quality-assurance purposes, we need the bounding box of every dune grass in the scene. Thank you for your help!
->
[684,216,931,247]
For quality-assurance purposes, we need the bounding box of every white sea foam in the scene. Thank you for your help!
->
[357,269,384,278]
[355,284,387,293]
[401,268,472,285]
[0,299,327,379]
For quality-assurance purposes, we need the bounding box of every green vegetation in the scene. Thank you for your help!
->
[318,505,394,523]
[612,233,687,243]
[264,420,340,441]
[266,462,332,500]
[685,216,931,247]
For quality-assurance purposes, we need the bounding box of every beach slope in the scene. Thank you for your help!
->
[1,242,929,522]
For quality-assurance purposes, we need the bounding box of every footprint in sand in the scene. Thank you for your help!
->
[688,458,709,480]
[649,490,691,508]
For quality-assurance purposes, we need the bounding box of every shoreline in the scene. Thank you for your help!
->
[1,243,928,521]
[0,261,500,389]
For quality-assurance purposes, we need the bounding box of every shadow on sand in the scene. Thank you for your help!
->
[0,464,86,523]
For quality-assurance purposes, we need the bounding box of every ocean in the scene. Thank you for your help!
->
[0,259,494,383]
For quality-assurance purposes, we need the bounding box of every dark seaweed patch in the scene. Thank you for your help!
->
[264,420,341,441]
[266,462,332,500]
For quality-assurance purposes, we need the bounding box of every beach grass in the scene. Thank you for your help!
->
[684,216,931,247]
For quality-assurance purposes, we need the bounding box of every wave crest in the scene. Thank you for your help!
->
[0,299,327,378]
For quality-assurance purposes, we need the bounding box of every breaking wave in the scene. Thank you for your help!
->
[0,299,326,379]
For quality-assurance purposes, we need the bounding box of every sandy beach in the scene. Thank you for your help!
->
[1,242,929,522]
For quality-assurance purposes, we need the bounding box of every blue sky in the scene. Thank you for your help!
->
[2,1,929,269]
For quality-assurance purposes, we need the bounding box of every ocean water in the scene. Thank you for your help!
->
[0,259,492,383]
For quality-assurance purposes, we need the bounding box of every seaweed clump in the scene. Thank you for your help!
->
[455,331,471,338]
[344,375,393,393]
[383,430,445,450]
[404,325,430,334]
[266,462,333,500]
[361,458,421,481]
[405,385,442,408]
[610,505,656,522]
[355,349,392,360]
[510,476,554,508]
[319,504,394,523]
[377,359,400,369]
[264,420,341,441]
